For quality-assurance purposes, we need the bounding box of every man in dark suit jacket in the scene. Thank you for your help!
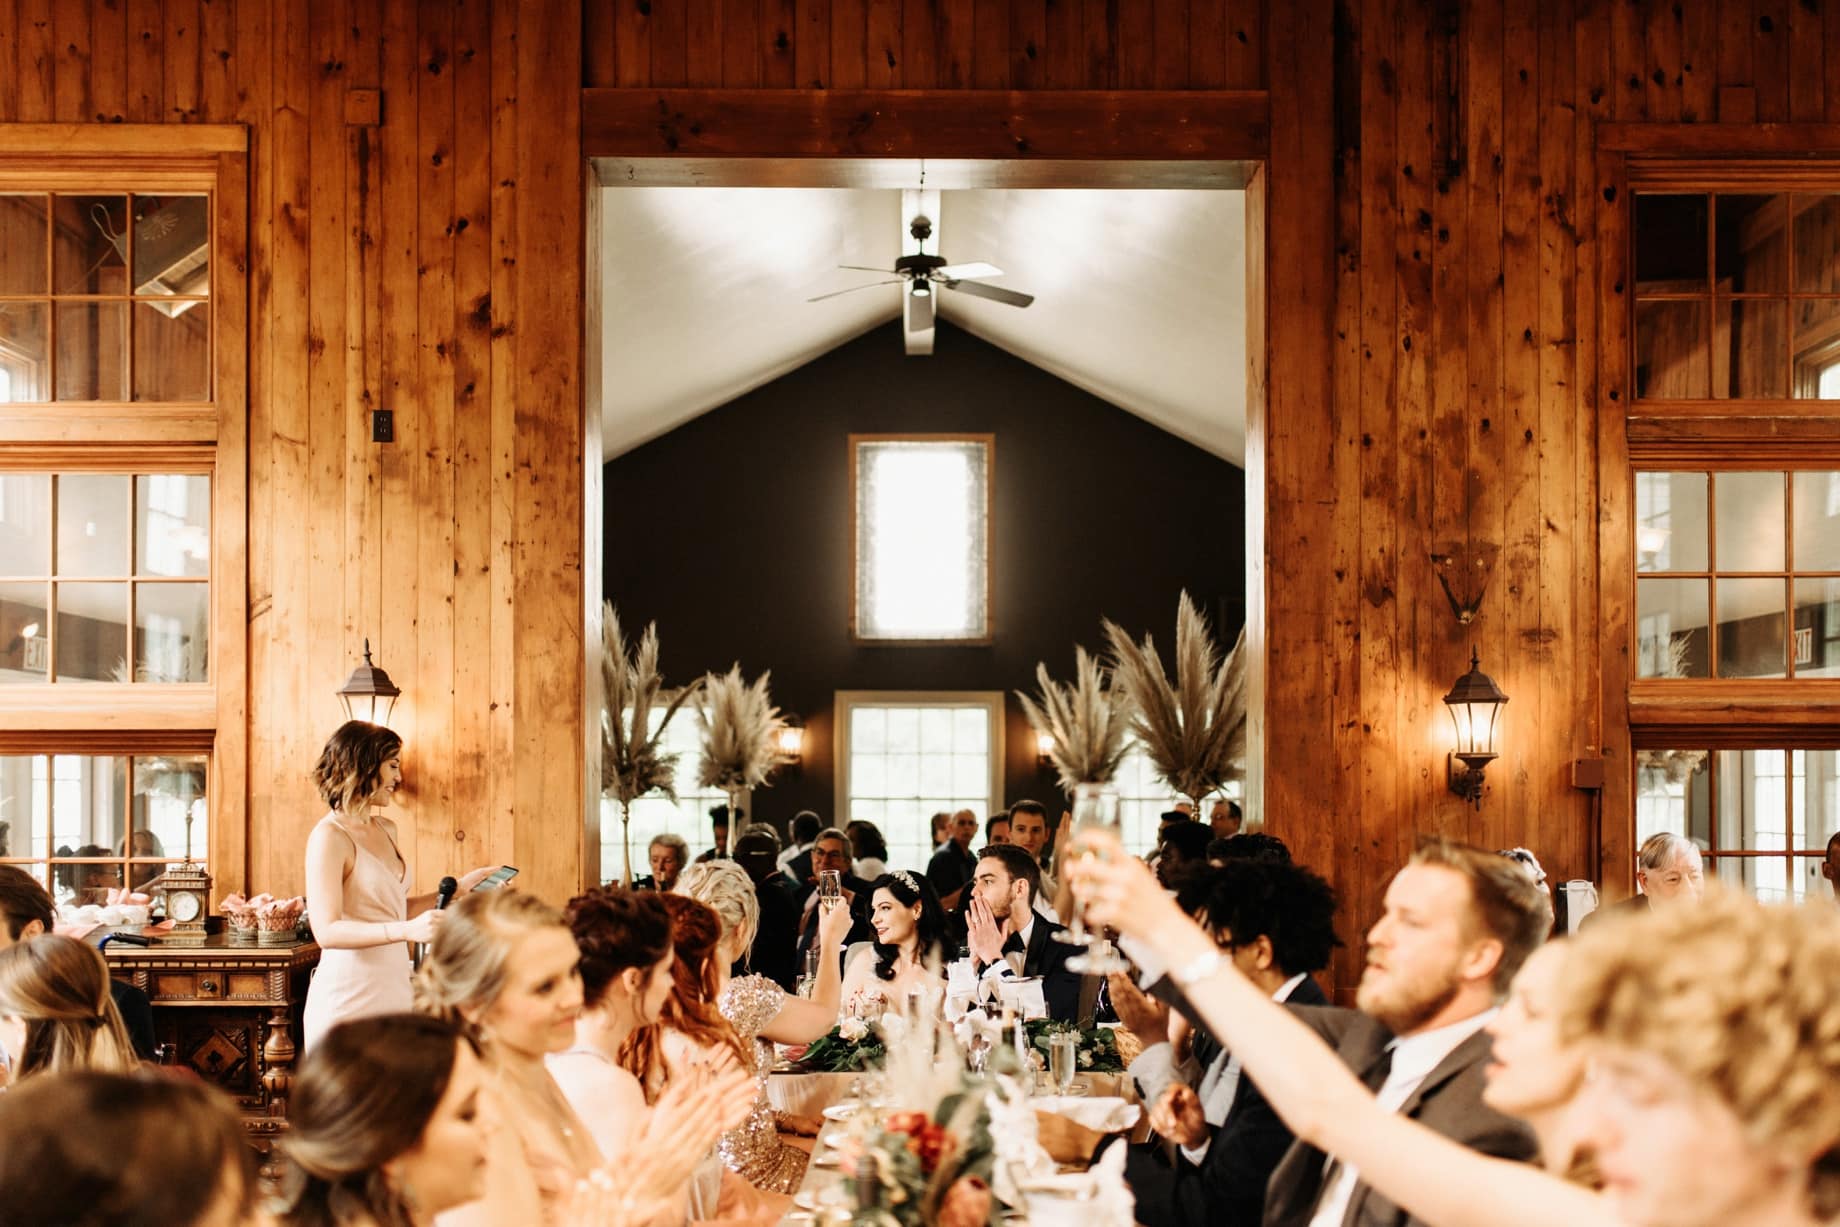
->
[792,828,875,973]
[963,842,1082,1021]
[1115,858,1342,1227]
[733,829,802,992]
[1254,840,1547,1227]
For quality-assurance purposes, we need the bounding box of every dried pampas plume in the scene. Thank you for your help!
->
[1016,646,1130,791]
[600,603,701,884]
[1103,592,1248,812]
[697,664,789,803]
[1636,633,1707,787]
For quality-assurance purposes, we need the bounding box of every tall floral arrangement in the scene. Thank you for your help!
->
[600,603,702,885]
[1016,647,1131,794]
[1102,591,1248,814]
[696,664,789,825]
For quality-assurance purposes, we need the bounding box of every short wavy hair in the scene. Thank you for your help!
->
[1559,888,1840,1217]
[311,721,403,813]
[676,860,759,954]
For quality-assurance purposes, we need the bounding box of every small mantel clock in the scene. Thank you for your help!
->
[160,860,212,944]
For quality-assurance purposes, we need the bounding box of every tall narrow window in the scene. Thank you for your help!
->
[852,436,991,642]
[836,692,1000,871]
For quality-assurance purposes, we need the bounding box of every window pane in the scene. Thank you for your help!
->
[1635,300,1709,398]
[56,474,130,576]
[844,700,994,872]
[0,581,49,681]
[1635,194,1709,288]
[134,753,208,868]
[1713,298,1787,398]
[1793,195,1840,294]
[46,754,128,906]
[852,706,886,754]
[1634,471,1708,572]
[1715,194,1787,293]
[53,196,127,294]
[1714,471,1785,571]
[135,474,209,577]
[855,440,989,640]
[0,195,49,294]
[0,474,51,575]
[953,707,986,753]
[1716,577,1787,678]
[54,582,128,683]
[1792,298,1840,397]
[1793,578,1840,676]
[0,301,50,403]
[1637,577,1709,678]
[1634,747,1709,847]
[54,300,128,401]
[132,301,209,402]
[134,582,207,682]
[886,708,919,753]
[131,196,210,299]
[1790,472,1840,571]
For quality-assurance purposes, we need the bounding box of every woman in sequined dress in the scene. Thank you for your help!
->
[659,861,852,1196]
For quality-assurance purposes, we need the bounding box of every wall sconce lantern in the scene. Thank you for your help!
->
[1035,730,1056,770]
[1444,648,1508,808]
[775,716,805,766]
[337,638,401,726]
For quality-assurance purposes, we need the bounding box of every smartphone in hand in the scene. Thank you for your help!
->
[471,865,519,891]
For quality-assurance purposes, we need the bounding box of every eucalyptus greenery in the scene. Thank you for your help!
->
[696,664,789,820]
[1016,646,1130,793]
[1102,591,1248,813]
[600,603,702,885]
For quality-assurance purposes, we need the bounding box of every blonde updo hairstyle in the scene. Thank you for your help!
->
[414,888,566,1045]
[676,860,759,960]
[0,935,135,1081]
[1559,888,1840,1216]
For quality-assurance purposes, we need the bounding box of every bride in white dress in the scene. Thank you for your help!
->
[838,870,948,1019]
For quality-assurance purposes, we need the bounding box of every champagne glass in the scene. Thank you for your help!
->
[1058,782,1131,974]
[1048,1032,1079,1096]
[818,869,843,912]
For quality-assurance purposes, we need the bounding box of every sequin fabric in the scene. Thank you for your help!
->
[715,973,808,1194]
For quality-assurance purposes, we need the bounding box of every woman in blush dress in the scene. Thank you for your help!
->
[302,721,494,1051]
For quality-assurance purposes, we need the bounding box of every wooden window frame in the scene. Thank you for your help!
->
[0,125,248,892]
[848,433,995,647]
[832,690,1006,844]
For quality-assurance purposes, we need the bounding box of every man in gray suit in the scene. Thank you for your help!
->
[1259,839,1548,1227]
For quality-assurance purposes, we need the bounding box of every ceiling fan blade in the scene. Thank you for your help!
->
[807,279,903,302]
[837,264,894,273]
[934,261,1003,280]
[943,279,1035,308]
[906,285,936,332]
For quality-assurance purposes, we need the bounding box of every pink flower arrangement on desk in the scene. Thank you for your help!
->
[220,892,305,936]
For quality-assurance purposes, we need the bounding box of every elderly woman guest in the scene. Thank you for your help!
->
[0,1072,257,1227]
[1072,831,1840,1227]
[303,720,495,1050]
[665,863,852,1195]
[637,833,689,892]
[0,934,136,1086]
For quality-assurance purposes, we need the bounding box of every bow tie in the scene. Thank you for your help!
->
[1001,932,1026,956]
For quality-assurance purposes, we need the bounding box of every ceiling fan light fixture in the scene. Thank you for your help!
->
[911,278,932,298]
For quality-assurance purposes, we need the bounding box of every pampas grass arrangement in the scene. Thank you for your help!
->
[600,603,702,885]
[1103,591,1248,813]
[697,664,790,823]
[1016,647,1130,793]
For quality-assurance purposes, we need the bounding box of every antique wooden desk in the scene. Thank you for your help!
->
[102,934,320,1149]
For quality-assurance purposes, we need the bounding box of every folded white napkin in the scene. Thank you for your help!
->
[1031,1096,1139,1134]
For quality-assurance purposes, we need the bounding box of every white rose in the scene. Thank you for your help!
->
[839,1017,869,1043]
[879,1012,908,1041]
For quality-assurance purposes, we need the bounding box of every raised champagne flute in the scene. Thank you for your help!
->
[1057,782,1131,975]
[818,868,843,913]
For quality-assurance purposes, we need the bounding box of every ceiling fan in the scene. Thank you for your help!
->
[807,212,1035,340]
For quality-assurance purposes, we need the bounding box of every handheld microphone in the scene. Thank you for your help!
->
[436,876,458,910]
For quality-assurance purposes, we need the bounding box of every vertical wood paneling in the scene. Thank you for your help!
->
[18,0,55,120]
[903,0,938,86]
[1151,0,1187,88]
[1753,0,1789,121]
[720,0,758,85]
[1789,0,1824,121]
[124,0,160,120]
[1227,0,1259,89]
[1040,0,1078,88]
[1189,0,1227,88]
[763,0,797,86]
[939,0,973,87]
[52,2,90,122]
[649,0,688,84]
[163,0,200,120]
[865,0,899,86]
[686,0,723,85]
[795,0,831,86]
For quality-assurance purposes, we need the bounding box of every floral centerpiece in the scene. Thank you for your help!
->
[1026,1019,1124,1074]
[795,1013,890,1073]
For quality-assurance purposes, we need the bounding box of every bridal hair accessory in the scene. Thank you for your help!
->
[892,869,921,894]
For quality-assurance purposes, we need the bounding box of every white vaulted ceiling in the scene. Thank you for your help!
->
[597,186,1246,463]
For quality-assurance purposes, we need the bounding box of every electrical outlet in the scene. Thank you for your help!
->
[371,409,394,443]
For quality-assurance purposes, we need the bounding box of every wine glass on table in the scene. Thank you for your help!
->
[1056,783,1131,974]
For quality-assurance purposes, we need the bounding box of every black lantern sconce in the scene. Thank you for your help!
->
[337,638,401,727]
[1444,648,1508,808]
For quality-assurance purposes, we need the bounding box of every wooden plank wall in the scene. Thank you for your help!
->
[0,0,589,906]
[1266,0,1840,993]
[583,0,1266,90]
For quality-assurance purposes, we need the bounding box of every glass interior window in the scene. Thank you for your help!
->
[843,700,993,871]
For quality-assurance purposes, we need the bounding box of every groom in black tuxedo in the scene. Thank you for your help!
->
[963,842,1082,1021]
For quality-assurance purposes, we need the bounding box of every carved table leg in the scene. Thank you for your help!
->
[261,1005,297,1120]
